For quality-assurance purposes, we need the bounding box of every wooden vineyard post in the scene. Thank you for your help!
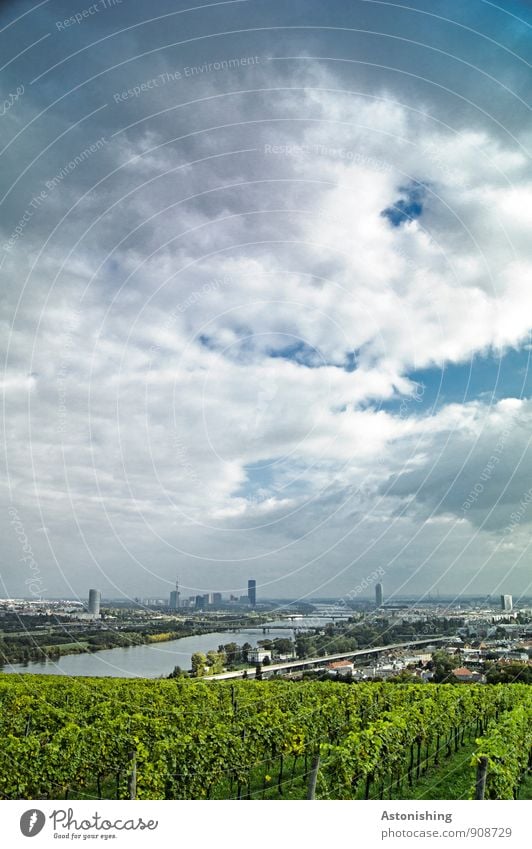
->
[475,756,488,800]
[128,750,137,800]
[306,753,320,799]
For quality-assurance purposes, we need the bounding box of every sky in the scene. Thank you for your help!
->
[1,0,532,603]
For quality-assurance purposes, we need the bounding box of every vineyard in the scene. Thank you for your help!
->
[0,675,531,800]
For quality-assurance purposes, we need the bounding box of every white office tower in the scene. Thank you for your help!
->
[88,588,101,617]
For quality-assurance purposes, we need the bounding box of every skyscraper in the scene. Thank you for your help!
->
[88,589,101,618]
[248,579,256,607]
[501,594,513,612]
[169,578,180,610]
[375,582,383,607]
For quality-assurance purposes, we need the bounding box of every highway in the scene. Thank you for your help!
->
[208,636,449,680]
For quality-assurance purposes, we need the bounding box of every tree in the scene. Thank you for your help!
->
[191,652,207,677]
[168,665,187,679]
[295,636,317,659]
[431,650,457,683]
[485,662,532,685]
[272,638,294,656]
[206,650,225,674]
[389,669,420,683]
[219,642,240,666]
[326,637,357,654]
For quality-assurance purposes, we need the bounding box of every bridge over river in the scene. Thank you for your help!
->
[208,636,449,680]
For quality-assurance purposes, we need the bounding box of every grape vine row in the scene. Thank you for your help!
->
[0,675,530,800]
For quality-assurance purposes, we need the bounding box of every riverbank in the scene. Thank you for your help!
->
[0,613,272,668]
[1,623,297,678]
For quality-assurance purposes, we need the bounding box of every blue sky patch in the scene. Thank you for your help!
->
[381,183,426,227]
[380,345,531,416]
[268,340,325,367]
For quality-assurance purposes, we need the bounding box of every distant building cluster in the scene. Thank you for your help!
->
[167,578,257,610]
[0,588,104,621]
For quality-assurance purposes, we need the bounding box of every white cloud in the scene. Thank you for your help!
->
[2,55,532,598]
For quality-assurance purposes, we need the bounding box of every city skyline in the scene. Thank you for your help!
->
[2,585,527,606]
[1,1,532,603]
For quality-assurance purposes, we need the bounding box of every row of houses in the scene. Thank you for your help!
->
[325,659,487,682]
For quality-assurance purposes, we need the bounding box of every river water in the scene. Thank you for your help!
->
[1,618,341,678]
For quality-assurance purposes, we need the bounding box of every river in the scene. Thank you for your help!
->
[0,616,345,678]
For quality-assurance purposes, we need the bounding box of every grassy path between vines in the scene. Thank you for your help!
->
[386,742,477,800]
[387,742,532,801]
